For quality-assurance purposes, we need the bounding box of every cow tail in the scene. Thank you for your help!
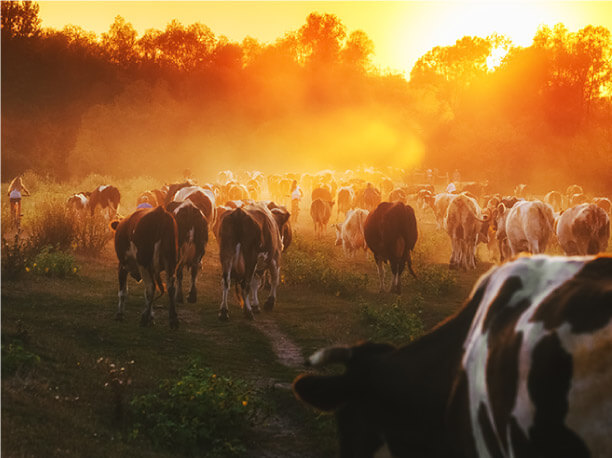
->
[403,205,418,279]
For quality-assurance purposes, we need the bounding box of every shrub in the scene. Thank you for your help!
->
[30,246,79,278]
[1,234,34,280]
[1,339,40,378]
[361,299,425,343]
[29,201,77,252]
[73,213,113,255]
[130,362,262,456]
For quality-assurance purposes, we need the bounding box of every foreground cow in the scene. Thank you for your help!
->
[334,208,369,258]
[218,203,285,320]
[89,185,120,218]
[557,203,610,255]
[111,206,179,328]
[364,202,417,294]
[166,200,208,303]
[294,255,612,458]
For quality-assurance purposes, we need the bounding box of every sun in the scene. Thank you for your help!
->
[486,45,510,71]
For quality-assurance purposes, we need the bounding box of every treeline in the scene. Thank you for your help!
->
[2,1,611,192]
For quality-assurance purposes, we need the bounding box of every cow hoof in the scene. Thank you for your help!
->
[244,309,255,320]
[252,304,261,314]
[114,312,124,321]
[218,310,230,321]
[188,291,197,303]
[264,297,275,311]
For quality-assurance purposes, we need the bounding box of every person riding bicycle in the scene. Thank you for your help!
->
[290,180,303,223]
[7,175,30,226]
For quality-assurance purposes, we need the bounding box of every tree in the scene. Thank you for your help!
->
[1,0,41,39]
[341,30,374,72]
[101,15,138,66]
[297,13,346,67]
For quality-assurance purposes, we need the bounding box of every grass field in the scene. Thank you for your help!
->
[1,177,513,457]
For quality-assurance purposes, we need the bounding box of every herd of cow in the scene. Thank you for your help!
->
[66,170,611,457]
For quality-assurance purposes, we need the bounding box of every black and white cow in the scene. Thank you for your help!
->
[294,255,612,458]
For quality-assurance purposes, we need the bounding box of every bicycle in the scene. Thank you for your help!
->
[9,195,28,231]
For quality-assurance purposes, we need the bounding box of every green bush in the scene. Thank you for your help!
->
[30,246,79,278]
[1,339,40,377]
[1,234,34,280]
[130,362,262,456]
[283,235,367,298]
[361,299,425,343]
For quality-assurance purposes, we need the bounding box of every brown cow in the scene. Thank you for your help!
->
[445,193,489,270]
[312,186,333,203]
[310,198,335,238]
[336,186,355,220]
[364,202,418,294]
[173,185,216,227]
[165,200,208,303]
[89,185,120,218]
[111,206,179,328]
[218,203,285,320]
[556,203,610,255]
[67,192,90,211]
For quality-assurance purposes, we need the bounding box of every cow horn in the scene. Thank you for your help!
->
[306,346,352,367]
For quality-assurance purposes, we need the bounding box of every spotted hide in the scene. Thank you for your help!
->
[89,185,120,218]
[217,203,285,320]
[364,201,417,294]
[111,206,179,328]
[166,200,208,304]
[293,255,612,458]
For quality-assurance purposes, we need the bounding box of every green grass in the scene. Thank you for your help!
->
[2,181,504,457]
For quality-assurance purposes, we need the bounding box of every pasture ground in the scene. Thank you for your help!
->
[2,183,508,457]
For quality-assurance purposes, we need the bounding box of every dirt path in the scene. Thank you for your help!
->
[253,315,305,370]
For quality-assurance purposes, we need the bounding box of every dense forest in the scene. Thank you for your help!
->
[2,1,611,192]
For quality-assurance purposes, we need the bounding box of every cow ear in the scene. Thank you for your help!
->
[497,203,506,215]
[293,374,349,412]
[110,220,119,231]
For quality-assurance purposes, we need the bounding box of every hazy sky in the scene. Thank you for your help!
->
[38,1,612,75]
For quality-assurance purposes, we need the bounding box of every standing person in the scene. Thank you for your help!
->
[290,180,303,224]
[7,175,31,229]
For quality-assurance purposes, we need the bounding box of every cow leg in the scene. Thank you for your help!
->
[116,264,128,321]
[140,269,155,327]
[242,255,258,320]
[250,273,261,314]
[219,268,231,321]
[375,257,385,293]
[166,271,178,329]
[264,261,280,311]
[187,260,199,303]
[176,264,184,303]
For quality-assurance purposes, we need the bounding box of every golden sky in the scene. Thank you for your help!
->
[37,1,612,75]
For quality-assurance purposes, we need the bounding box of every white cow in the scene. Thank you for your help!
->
[334,209,369,257]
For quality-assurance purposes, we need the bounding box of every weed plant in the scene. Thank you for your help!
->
[360,297,425,344]
[130,361,264,457]
[1,339,40,378]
